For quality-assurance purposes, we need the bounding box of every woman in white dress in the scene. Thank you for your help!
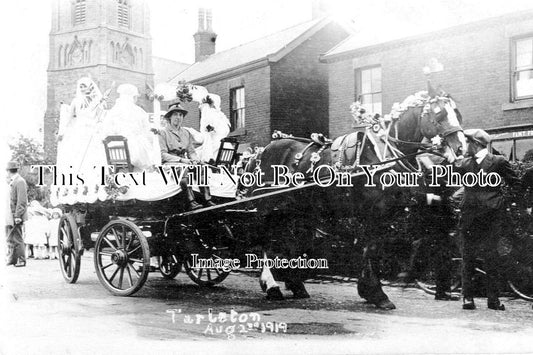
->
[197,94,231,163]
[104,84,160,170]
[56,77,108,181]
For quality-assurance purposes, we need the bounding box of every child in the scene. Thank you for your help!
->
[24,201,49,260]
[48,208,61,259]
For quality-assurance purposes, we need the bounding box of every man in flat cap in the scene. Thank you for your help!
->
[454,129,520,310]
[6,161,28,267]
[158,102,215,210]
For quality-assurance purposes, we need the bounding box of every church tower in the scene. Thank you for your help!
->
[44,0,154,161]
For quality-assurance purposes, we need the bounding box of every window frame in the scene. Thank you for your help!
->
[355,65,382,115]
[229,86,245,133]
[511,34,533,102]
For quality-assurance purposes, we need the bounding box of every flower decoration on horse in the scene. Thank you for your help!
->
[350,101,383,133]
[350,102,381,126]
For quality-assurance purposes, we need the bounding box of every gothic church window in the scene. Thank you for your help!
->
[119,42,134,67]
[64,44,69,66]
[68,36,83,66]
[73,0,86,26]
[115,43,121,62]
[118,0,130,28]
[58,46,63,67]
[110,42,115,62]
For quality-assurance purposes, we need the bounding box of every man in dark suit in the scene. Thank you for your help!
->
[6,161,28,267]
[455,129,520,310]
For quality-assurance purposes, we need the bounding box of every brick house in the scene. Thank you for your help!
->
[169,16,351,148]
[321,10,533,161]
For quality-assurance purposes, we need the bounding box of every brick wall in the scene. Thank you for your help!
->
[271,22,349,138]
[328,15,533,138]
[182,66,272,147]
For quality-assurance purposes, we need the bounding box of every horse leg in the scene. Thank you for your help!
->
[259,252,284,300]
[285,279,310,299]
[357,244,396,310]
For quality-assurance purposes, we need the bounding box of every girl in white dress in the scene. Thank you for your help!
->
[24,201,49,259]
[47,208,61,259]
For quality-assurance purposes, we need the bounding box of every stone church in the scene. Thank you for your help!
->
[44,0,165,161]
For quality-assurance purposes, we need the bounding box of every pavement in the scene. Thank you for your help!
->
[1,253,533,355]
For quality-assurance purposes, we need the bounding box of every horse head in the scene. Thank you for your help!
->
[390,86,466,163]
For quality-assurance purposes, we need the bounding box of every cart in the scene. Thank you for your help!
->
[56,136,247,296]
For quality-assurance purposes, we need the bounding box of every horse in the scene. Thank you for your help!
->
[248,86,466,309]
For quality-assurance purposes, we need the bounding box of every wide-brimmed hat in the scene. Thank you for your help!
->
[51,208,63,217]
[464,129,491,147]
[163,102,188,119]
[6,161,19,170]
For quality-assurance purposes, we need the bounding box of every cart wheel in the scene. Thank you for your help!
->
[94,220,150,296]
[507,255,533,301]
[184,222,234,287]
[58,214,81,284]
[159,254,181,279]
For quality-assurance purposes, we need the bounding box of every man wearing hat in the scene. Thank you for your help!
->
[6,161,28,267]
[158,102,215,210]
[454,129,520,310]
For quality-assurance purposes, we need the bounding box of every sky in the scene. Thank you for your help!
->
[2,0,533,142]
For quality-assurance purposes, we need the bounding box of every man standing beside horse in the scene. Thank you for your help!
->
[454,129,520,311]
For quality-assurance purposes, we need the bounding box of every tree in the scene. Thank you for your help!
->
[8,134,52,204]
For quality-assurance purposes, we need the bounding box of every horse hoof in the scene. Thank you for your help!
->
[376,299,396,310]
[293,290,310,299]
[265,287,284,300]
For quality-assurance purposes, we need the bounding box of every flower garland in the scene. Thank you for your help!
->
[176,81,194,103]
[350,102,380,126]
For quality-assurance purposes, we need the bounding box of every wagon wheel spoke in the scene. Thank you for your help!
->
[128,262,141,278]
[103,235,118,251]
[125,232,133,251]
[207,269,212,281]
[101,262,114,270]
[129,258,143,264]
[126,265,133,288]
[118,267,125,289]
[197,268,203,279]
[108,265,121,284]
[66,254,72,277]
[121,225,127,249]
[128,244,141,255]
[99,251,113,257]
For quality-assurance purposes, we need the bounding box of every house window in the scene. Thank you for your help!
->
[118,0,130,28]
[230,87,245,131]
[512,36,533,100]
[73,0,86,26]
[355,66,382,115]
